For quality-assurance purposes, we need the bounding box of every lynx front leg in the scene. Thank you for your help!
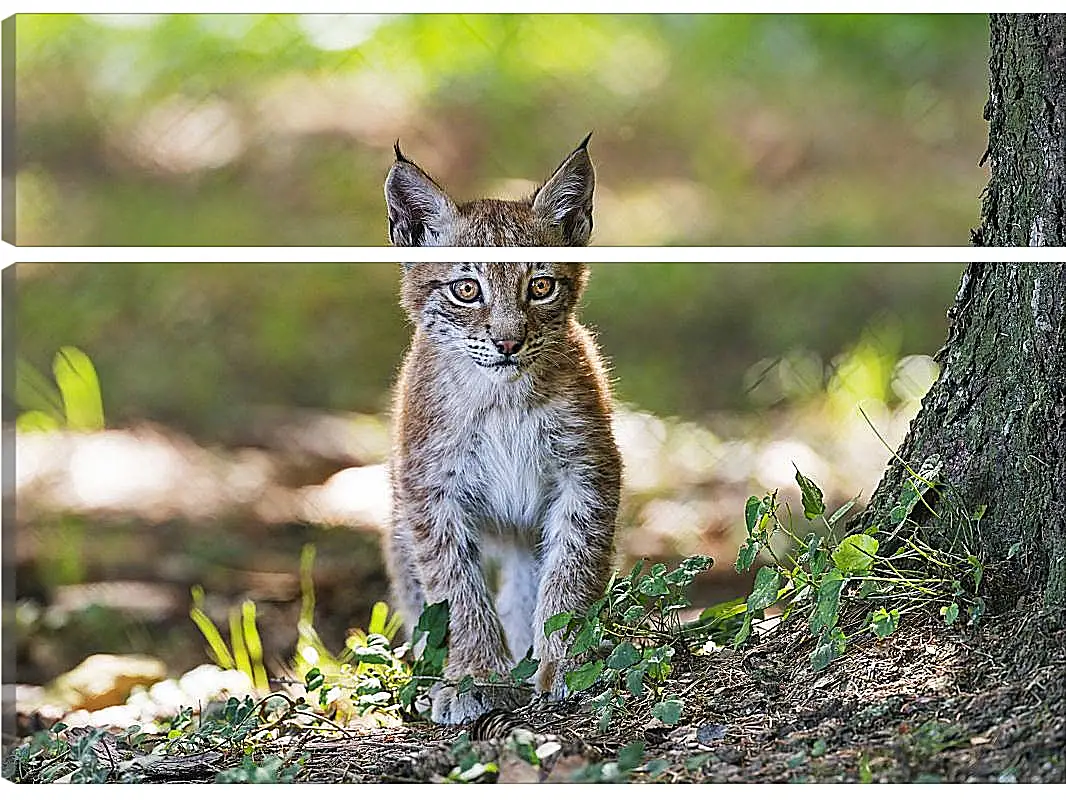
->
[407,497,517,724]
[533,477,617,699]
[384,515,425,641]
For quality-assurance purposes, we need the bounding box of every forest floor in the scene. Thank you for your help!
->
[7,603,1062,784]
[311,603,1066,784]
[9,416,1064,783]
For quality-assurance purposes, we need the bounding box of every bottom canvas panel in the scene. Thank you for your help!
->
[4,262,1062,784]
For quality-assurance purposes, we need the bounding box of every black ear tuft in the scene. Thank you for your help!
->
[532,139,596,246]
[384,150,457,247]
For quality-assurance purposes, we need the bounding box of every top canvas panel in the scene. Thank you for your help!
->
[9,13,991,246]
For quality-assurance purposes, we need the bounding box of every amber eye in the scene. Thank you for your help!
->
[449,279,482,303]
[529,276,556,300]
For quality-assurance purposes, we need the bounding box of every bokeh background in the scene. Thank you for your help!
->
[7,10,991,730]
[13,13,989,245]
[11,262,964,720]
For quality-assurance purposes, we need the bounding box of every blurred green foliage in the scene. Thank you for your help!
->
[15,263,961,435]
[15,13,988,245]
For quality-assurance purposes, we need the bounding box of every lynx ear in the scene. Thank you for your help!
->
[532,133,595,246]
[385,143,458,247]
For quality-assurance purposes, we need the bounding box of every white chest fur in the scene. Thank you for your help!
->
[469,403,551,535]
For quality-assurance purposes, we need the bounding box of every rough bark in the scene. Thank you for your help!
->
[858,266,1066,606]
[974,15,1066,247]
[861,16,1066,607]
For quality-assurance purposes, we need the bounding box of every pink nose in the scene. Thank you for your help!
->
[494,339,523,355]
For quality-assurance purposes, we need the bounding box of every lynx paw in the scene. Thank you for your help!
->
[429,681,528,726]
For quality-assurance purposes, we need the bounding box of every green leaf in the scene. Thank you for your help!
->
[941,602,959,626]
[638,574,670,597]
[53,346,105,431]
[646,759,669,777]
[628,559,646,582]
[568,620,601,657]
[368,601,389,636]
[744,495,762,534]
[510,655,539,683]
[625,666,645,696]
[591,688,614,711]
[890,455,942,524]
[457,675,475,694]
[869,607,899,638]
[746,566,781,611]
[16,410,62,433]
[414,600,450,648]
[616,740,645,772]
[732,613,753,646]
[544,612,572,637]
[685,752,714,771]
[564,660,604,693]
[15,356,64,420]
[651,697,683,725]
[810,627,846,671]
[809,570,844,634]
[351,647,390,665]
[304,668,324,692]
[827,495,860,527]
[622,605,645,624]
[967,556,984,592]
[810,549,828,579]
[832,533,879,574]
[858,579,882,599]
[606,641,640,670]
[666,555,713,590]
[794,465,826,520]
[735,538,760,573]
[699,596,747,621]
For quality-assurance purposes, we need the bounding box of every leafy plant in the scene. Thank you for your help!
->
[545,555,712,732]
[215,754,302,783]
[379,555,715,733]
[290,543,412,724]
[16,346,105,432]
[2,723,114,784]
[570,739,648,783]
[190,543,414,725]
[189,585,270,692]
[732,456,986,670]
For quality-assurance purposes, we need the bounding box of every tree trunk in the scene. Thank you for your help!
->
[974,14,1066,248]
[860,15,1066,607]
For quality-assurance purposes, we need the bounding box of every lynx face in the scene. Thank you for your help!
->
[400,261,588,375]
[385,137,596,379]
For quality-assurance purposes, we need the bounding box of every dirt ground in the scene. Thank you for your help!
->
[144,602,1066,783]
[308,603,1065,783]
[8,602,1063,783]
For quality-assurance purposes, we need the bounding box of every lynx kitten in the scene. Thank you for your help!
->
[383,136,622,724]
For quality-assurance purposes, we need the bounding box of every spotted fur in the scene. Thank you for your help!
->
[383,139,620,725]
